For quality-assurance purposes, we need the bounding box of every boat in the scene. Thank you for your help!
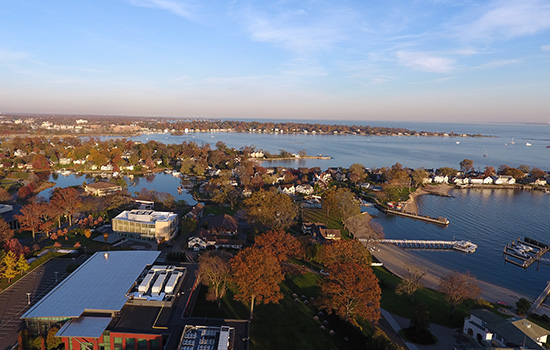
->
[511,137,515,145]
[526,142,532,147]
[483,149,488,157]
[453,240,477,253]
[516,243,534,253]
[546,145,550,148]
[456,141,460,144]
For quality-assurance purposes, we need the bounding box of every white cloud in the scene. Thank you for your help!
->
[396,51,455,73]
[128,0,194,19]
[240,5,357,54]
[461,0,550,40]
[542,45,550,52]
[472,59,520,69]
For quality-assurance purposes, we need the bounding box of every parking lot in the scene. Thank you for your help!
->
[0,258,78,350]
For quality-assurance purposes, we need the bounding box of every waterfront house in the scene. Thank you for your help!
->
[453,177,470,185]
[463,309,549,349]
[432,175,449,184]
[84,182,122,196]
[470,176,494,185]
[58,157,72,165]
[493,175,516,185]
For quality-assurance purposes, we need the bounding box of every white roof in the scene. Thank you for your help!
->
[56,317,112,338]
[22,251,160,319]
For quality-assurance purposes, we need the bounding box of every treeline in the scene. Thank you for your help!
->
[0,114,484,137]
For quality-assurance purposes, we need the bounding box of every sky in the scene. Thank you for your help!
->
[1,0,550,123]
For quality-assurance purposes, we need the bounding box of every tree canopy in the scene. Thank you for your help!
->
[244,189,298,230]
[230,246,284,319]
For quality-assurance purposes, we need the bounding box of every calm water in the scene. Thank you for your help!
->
[39,173,196,205]
[81,121,550,297]
[103,121,550,170]
[366,188,550,298]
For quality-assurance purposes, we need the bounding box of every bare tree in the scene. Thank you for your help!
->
[395,265,426,301]
[345,213,384,250]
[438,271,481,317]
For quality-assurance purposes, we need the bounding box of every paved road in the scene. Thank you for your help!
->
[0,258,78,350]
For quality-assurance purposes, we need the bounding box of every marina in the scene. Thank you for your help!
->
[367,239,477,253]
[503,237,549,270]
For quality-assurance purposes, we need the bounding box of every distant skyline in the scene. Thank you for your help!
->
[1,1,549,123]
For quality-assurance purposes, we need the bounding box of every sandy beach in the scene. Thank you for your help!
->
[371,243,527,307]
[402,184,453,214]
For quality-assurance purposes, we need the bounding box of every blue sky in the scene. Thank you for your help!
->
[1,0,549,122]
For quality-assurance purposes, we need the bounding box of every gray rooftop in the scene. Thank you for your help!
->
[22,251,160,319]
[56,317,112,338]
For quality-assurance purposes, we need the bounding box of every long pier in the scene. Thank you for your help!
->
[503,237,549,270]
[364,239,477,253]
[529,281,550,314]
[383,209,450,226]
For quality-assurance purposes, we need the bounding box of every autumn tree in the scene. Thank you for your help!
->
[320,239,381,324]
[0,188,10,202]
[322,188,361,224]
[459,159,474,174]
[198,251,231,308]
[231,246,284,319]
[0,218,15,245]
[16,254,30,275]
[395,265,426,301]
[411,168,428,187]
[46,327,62,350]
[1,251,18,283]
[437,167,458,177]
[531,167,546,179]
[483,166,496,177]
[348,163,366,185]
[244,190,298,230]
[438,271,481,317]
[50,187,81,226]
[254,230,302,264]
[16,203,43,240]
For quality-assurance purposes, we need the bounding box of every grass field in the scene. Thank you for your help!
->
[192,271,378,350]
[374,266,497,329]
[302,208,351,239]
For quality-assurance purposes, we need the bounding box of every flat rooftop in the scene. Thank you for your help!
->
[114,210,177,223]
[22,251,160,319]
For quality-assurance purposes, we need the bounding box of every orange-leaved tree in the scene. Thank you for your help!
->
[230,246,284,319]
[16,203,42,240]
[320,239,381,324]
[253,230,303,264]
[50,187,81,226]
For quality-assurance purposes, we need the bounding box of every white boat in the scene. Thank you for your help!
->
[516,243,533,253]
[511,137,515,145]
[526,142,532,147]
[453,240,477,253]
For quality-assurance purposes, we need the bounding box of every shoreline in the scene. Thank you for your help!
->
[402,184,453,215]
[371,244,527,307]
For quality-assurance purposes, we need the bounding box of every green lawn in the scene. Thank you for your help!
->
[302,208,351,239]
[374,266,497,329]
[192,271,378,350]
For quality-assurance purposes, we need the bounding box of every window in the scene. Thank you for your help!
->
[81,342,93,350]
[114,337,123,350]
[126,338,135,350]
[150,339,160,350]
[138,339,147,350]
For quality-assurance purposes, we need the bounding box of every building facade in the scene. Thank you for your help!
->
[112,210,179,242]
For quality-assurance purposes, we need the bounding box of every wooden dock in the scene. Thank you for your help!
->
[383,208,450,226]
[365,239,477,253]
[530,281,550,313]
[503,237,549,270]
